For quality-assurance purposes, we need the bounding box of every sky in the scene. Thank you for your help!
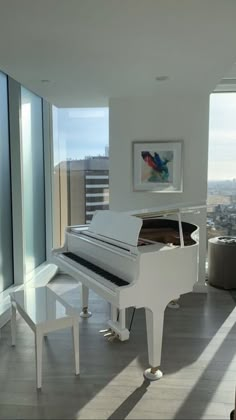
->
[53,107,109,165]
[208,93,236,181]
[53,95,236,181]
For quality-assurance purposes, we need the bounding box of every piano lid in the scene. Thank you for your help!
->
[125,201,206,219]
[87,210,143,247]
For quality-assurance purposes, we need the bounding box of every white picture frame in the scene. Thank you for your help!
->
[132,140,183,192]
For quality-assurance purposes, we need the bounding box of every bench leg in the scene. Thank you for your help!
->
[72,318,80,375]
[35,328,43,389]
[11,302,16,346]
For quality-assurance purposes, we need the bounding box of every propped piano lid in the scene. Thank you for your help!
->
[88,210,143,247]
[125,201,206,219]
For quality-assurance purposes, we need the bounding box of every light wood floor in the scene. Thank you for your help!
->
[0,275,236,419]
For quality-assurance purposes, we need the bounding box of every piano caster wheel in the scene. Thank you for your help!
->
[144,367,163,381]
[80,307,92,318]
[167,300,180,309]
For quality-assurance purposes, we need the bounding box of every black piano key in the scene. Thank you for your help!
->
[63,252,129,287]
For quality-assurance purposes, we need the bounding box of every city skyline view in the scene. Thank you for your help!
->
[53,107,109,165]
[53,93,236,182]
[52,97,236,240]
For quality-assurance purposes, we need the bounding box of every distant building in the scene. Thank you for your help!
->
[207,194,231,210]
[105,146,109,157]
[207,181,236,240]
[54,157,109,247]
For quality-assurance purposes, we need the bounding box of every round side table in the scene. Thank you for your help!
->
[208,236,236,289]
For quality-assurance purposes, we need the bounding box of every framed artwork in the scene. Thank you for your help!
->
[132,140,183,192]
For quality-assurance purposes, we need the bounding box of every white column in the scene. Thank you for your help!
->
[193,207,208,293]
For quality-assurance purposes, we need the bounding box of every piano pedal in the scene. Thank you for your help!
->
[107,321,130,341]
[107,332,119,342]
[99,328,111,334]
[103,329,113,338]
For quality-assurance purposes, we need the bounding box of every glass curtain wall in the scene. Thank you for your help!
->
[0,72,13,291]
[53,107,109,248]
[21,87,46,274]
[207,93,236,240]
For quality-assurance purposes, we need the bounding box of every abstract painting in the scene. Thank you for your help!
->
[133,141,183,192]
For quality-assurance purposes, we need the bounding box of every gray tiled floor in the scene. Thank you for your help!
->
[0,275,235,419]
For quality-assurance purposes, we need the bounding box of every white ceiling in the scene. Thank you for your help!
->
[0,0,236,107]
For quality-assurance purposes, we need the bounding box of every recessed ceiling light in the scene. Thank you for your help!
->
[155,76,169,82]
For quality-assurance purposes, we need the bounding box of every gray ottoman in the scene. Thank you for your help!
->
[208,236,236,289]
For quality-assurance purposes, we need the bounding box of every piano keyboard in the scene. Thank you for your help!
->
[63,252,129,287]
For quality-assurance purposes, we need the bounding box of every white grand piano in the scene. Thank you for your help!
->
[52,204,202,380]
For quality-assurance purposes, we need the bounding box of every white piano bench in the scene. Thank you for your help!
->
[10,285,80,389]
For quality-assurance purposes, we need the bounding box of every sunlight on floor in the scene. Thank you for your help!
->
[76,303,236,419]
[175,303,236,419]
[197,305,236,360]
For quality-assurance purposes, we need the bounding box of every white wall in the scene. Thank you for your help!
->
[109,93,210,286]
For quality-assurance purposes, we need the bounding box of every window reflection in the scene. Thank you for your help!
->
[21,88,46,274]
[0,72,13,291]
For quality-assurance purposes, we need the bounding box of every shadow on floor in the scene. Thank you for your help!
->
[107,379,151,420]
[0,281,235,419]
[172,291,236,419]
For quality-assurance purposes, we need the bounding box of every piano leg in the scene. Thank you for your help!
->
[144,307,164,381]
[80,285,92,318]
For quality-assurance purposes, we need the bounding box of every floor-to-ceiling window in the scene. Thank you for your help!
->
[207,93,236,240]
[52,107,109,247]
[21,87,46,274]
[0,72,13,292]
